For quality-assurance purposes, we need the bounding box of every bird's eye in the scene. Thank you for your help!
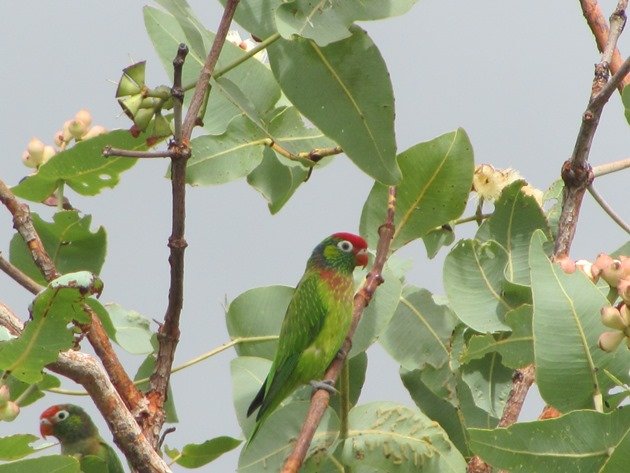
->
[337,240,353,252]
[55,410,69,421]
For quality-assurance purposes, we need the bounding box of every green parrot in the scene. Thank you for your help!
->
[40,404,125,473]
[246,232,368,444]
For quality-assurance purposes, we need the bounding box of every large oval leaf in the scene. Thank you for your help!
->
[360,129,474,250]
[268,27,400,184]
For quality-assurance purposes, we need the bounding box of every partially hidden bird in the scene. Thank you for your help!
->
[246,232,368,444]
[40,404,124,473]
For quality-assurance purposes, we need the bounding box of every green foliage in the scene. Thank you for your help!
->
[622,84,630,124]
[4,374,60,408]
[341,402,466,472]
[0,271,103,383]
[360,129,474,249]
[0,455,80,473]
[12,131,147,202]
[9,211,106,286]
[104,303,153,355]
[165,436,242,468]
[469,409,630,472]
[0,435,39,461]
[276,0,417,46]
[530,231,630,411]
[268,28,400,185]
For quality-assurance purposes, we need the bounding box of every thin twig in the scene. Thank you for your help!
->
[0,254,41,293]
[103,146,175,159]
[588,184,630,233]
[593,157,630,176]
[180,0,241,141]
[281,186,397,473]
[214,32,281,80]
[580,0,630,91]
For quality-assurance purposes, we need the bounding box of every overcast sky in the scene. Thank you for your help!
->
[1,1,628,470]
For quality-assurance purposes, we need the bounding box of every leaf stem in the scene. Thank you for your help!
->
[214,33,281,80]
[14,383,38,406]
[55,182,64,212]
[587,184,630,233]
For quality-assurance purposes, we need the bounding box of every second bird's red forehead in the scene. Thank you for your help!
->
[40,405,61,419]
[331,232,367,249]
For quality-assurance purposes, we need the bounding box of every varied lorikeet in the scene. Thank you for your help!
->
[246,232,368,444]
[39,404,125,473]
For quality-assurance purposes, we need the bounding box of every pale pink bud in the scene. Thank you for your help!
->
[68,119,88,139]
[601,306,626,330]
[54,130,65,147]
[40,146,56,165]
[598,331,625,352]
[0,385,9,405]
[619,280,630,305]
[601,259,624,288]
[620,304,630,326]
[592,253,614,282]
[61,120,74,143]
[74,109,92,128]
[556,256,576,274]
[27,138,45,160]
[0,401,19,422]
[21,151,40,168]
[82,125,107,140]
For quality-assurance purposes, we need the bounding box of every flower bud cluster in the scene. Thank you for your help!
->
[0,385,19,422]
[226,30,268,63]
[472,164,543,205]
[21,109,107,170]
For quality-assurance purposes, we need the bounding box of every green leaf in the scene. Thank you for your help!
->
[443,239,513,333]
[247,148,308,214]
[165,436,242,468]
[360,129,474,250]
[186,115,265,185]
[5,373,60,408]
[329,351,367,415]
[12,131,147,202]
[231,356,271,436]
[135,351,178,423]
[268,28,400,184]
[379,287,458,371]
[105,303,153,355]
[401,370,498,457]
[276,0,416,46]
[144,6,280,135]
[622,84,630,125]
[342,402,466,472]
[0,435,39,461]
[423,225,456,259]
[78,456,108,473]
[469,409,630,473]
[349,263,402,356]
[0,455,80,473]
[611,240,630,258]
[600,427,630,473]
[226,286,292,360]
[153,0,206,58]
[266,106,337,156]
[9,211,106,286]
[461,353,513,418]
[530,231,630,411]
[543,179,563,239]
[238,401,339,472]
[219,0,282,39]
[0,271,102,383]
[476,180,551,284]
[463,304,534,369]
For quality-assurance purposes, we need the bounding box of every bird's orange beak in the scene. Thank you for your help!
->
[356,248,368,268]
[39,418,53,438]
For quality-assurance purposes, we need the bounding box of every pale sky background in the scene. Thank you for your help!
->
[1,1,628,471]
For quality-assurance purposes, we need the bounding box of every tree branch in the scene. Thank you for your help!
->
[0,253,41,293]
[281,186,397,473]
[103,147,176,159]
[593,157,630,176]
[180,0,240,141]
[580,0,630,91]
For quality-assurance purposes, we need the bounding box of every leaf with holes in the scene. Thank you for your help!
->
[530,230,630,411]
[360,129,474,250]
[0,435,40,461]
[9,211,106,286]
[379,287,458,371]
[0,272,103,383]
[268,27,400,185]
[276,0,417,46]
[12,131,148,202]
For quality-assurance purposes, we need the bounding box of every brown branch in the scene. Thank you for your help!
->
[180,0,240,142]
[593,157,630,176]
[0,178,144,410]
[553,8,628,257]
[580,0,630,91]
[0,300,169,472]
[0,253,41,293]
[281,186,397,473]
[145,45,191,446]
